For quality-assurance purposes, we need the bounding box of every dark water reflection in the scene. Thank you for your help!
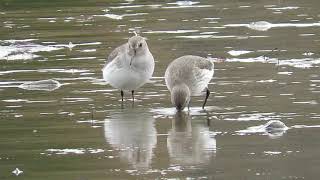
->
[167,111,216,167]
[104,109,156,171]
[1,0,320,179]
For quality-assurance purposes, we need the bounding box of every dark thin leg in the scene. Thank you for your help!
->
[187,99,191,111]
[131,90,135,102]
[202,88,210,109]
[206,111,211,127]
[120,90,124,102]
[91,109,94,127]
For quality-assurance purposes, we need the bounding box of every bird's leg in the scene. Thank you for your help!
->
[187,99,191,111]
[131,90,135,102]
[205,111,211,127]
[202,88,210,109]
[120,90,124,102]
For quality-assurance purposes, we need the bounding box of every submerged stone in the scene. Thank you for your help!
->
[264,120,289,131]
[18,79,62,91]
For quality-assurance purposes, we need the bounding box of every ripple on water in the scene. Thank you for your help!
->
[0,69,90,76]
[143,30,199,34]
[62,97,93,103]
[266,6,299,10]
[226,56,320,68]
[168,1,200,6]
[176,34,268,39]
[0,40,62,60]
[292,100,318,105]
[228,50,253,56]
[0,39,102,60]
[44,148,105,155]
[224,112,280,121]
[225,21,320,31]
[109,4,162,9]
[94,12,148,20]
[163,1,212,9]
[150,106,221,118]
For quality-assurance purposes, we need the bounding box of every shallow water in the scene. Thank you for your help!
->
[1,0,320,179]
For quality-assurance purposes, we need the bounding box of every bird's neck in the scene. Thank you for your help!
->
[129,51,153,68]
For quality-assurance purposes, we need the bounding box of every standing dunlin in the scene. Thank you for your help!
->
[102,35,155,102]
[165,55,214,110]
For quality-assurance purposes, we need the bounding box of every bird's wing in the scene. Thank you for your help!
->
[192,58,214,90]
[103,43,128,68]
[107,43,126,61]
[195,58,214,71]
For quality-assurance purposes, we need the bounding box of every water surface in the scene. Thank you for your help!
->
[1,0,320,179]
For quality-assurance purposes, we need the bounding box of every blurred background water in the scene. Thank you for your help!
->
[1,0,320,179]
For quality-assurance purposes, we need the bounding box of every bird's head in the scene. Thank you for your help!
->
[171,83,191,111]
[128,36,148,56]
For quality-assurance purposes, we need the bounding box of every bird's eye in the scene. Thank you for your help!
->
[139,43,142,47]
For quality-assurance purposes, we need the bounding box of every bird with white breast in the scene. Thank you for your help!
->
[165,55,214,110]
[102,35,155,103]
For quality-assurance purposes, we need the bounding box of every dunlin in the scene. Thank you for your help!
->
[165,55,214,110]
[102,35,154,102]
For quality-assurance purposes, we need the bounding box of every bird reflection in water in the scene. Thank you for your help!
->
[167,111,217,166]
[104,109,156,171]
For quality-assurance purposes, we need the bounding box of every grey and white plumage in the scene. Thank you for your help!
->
[165,55,214,110]
[102,35,155,101]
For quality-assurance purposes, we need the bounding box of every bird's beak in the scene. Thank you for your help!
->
[130,49,136,66]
